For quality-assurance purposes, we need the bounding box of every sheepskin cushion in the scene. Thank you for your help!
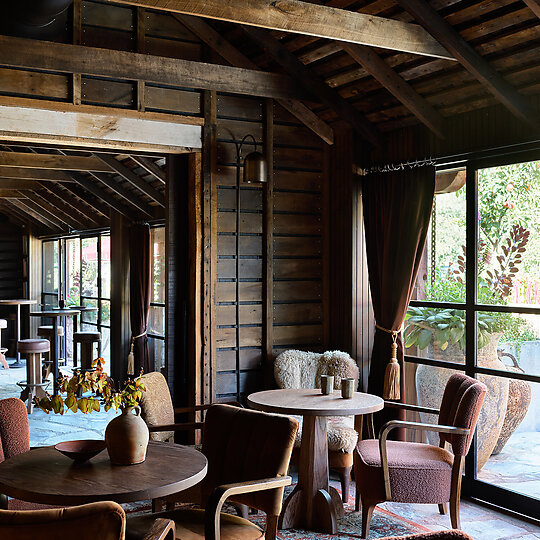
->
[274,349,360,453]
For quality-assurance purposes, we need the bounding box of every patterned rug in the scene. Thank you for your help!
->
[125,485,429,539]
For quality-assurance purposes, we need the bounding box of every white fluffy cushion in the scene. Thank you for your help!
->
[274,349,360,453]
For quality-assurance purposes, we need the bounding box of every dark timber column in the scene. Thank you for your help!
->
[329,126,354,354]
[166,154,191,407]
[110,210,130,384]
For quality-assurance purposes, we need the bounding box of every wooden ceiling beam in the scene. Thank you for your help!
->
[0,179,43,189]
[58,183,112,221]
[241,26,381,146]
[176,14,334,145]
[523,0,540,19]
[130,156,166,184]
[0,201,30,229]
[35,188,93,230]
[69,172,134,219]
[340,43,446,138]
[0,166,73,182]
[0,190,26,197]
[22,191,82,230]
[395,0,539,129]
[0,35,309,102]
[0,199,50,231]
[10,199,62,230]
[88,171,156,218]
[39,182,102,228]
[0,151,113,172]
[107,0,454,60]
[97,155,166,207]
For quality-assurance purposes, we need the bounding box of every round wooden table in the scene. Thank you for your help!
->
[248,388,384,534]
[30,309,80,394]
[0,441,207,506]
[0,299,37,366]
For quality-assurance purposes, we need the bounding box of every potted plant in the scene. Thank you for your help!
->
[405,224,532,469]
[36,358,149,465]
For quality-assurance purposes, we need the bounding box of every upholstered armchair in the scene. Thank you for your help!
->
[0,501,174,540]
[354,373,486,538]
[126,404,299,540]
[274,349,360,502]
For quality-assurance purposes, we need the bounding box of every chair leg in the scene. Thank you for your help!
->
[361,499,377,539]
[266,514,278,540]
[438,502,447,515]
[450,456,464,529]
[355,481,361,511]
[336,465,352,503]
[234,503,249,519]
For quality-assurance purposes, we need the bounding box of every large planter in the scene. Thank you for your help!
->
[415,333,509,471]
[105,406,149,465]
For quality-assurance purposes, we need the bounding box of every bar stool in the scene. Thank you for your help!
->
[38,325,65,380]
[0,318,8,369]
[73,331,101,371]
[17,338,50,413]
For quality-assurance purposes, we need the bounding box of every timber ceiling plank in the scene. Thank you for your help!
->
[22,191,82,230]
[130,156,166,184]
[40,182,102,228]
[88,171,156,218]
[0,179,43,189]
[395,0,540,128]
[69,172,134,219]
[11,199,62,230]
[0,152,113,172]
[0,201,29,229]
[241,25,382,146]
[0,167,74,182]
[176,14,334,145]
[0,199,50,231]
[523,0,540,19]
[97,155,166,207]
[0,35,309,102]
[105,0,454,59]
[35,188,92,230]
[59,182,112,222]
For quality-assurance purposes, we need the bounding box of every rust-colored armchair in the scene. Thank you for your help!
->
[127,404,299,540]
[354,373,486,538]
[0,501,174,540]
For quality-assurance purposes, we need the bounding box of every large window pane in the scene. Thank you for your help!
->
[101,235,111,299]
[149,305,165,337]
[81,237,98,297]
[66,238,80,306]
[151,227,165,304]
[149,337,165,373]
[478,161,540,307]
[42,240,59,294]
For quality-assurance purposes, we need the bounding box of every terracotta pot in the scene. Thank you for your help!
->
[105,406,149,465]
[415,333,509,471]
[491,351,532,455]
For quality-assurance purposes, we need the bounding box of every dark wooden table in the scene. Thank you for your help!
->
[0,440,207,506]
[248,388,384,534]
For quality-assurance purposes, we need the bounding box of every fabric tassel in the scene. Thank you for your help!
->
[383,334,400,400]
[127,340,135,376]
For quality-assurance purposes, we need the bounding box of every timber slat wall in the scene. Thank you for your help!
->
[214,94,327,401]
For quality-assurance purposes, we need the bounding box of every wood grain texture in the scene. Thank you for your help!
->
[0,152,112,172]
[106,0,454,59]
[0,441,207,505]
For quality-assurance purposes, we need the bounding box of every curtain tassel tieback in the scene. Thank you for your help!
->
[127,330,147,376]
[376,324,403,401]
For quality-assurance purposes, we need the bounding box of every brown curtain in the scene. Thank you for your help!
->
[129,223,151,374]
[362,166,435,430]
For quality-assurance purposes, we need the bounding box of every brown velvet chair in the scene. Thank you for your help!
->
[0,501,174,540]
[354,373,487,539]
[126,404,299,540]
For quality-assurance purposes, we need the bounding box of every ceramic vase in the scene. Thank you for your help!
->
[105,406,149,465]
[415,333,509,471]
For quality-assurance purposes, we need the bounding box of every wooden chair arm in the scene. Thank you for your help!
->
[142,517,175,540]
[378,420,470,501]
[148,422,204,433]
[204,476,292,540]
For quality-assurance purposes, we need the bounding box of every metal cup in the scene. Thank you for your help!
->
[320,375,334,395]
[341,378,355,399]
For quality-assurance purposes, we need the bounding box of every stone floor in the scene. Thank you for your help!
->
[1,361,539,539]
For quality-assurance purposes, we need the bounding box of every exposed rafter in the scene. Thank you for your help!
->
[395,0,539,129]
[97,155,166,207]
[0,152,113,172]
[106,0,454,60]
[340,43,446,139]
[11,198,61,230]
[0,166,73,182]
[130,156,166,184]
[0,35,309,102]
[59,183,112,221]
[241,25,381,146]
[523,0,540,19]
[35,187,92,230]
[1,199,49,231]
[0,179,43,189]
[22,191,81,230]
[176,14,334,145]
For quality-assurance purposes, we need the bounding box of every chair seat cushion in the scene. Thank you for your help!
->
[8,499,61,511]
[126,508,264,540]
[293,415,358,453]
[355,439,454,504]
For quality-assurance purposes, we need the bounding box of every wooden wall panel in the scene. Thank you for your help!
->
[214,96,327,401]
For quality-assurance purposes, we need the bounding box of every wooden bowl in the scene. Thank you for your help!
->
[55,440,107,463]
